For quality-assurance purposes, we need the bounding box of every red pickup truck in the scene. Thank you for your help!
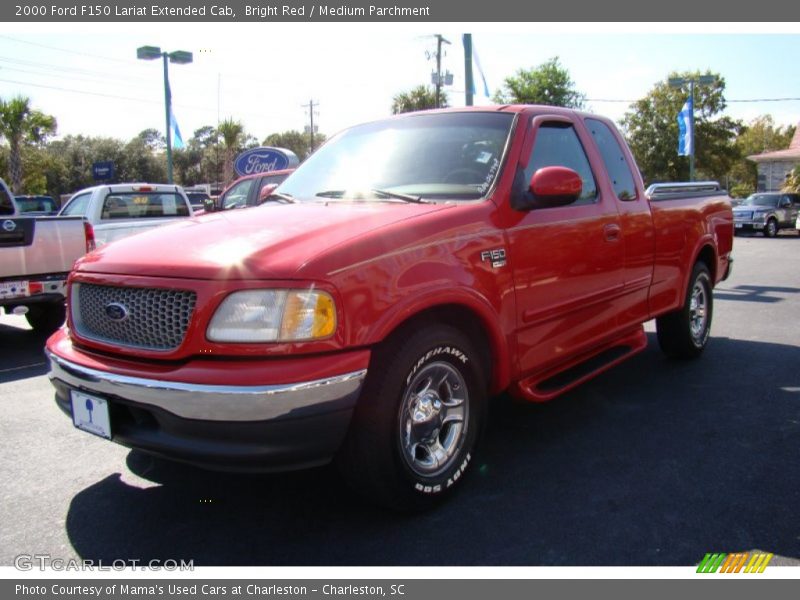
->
[47,106,733,510]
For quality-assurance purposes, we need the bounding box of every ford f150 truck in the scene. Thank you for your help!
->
[732,192,800,237]
[1,177,94,332]
[58,183,194,247]
[46,107,734,510]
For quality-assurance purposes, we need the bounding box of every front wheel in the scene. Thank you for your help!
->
[765,218,778,238]
[337,325,486,511]
[656,263,713,359]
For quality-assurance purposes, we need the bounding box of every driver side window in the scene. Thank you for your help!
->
[221,179,254,209]
[525,123,598,205]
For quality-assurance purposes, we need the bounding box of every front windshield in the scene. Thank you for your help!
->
[742,194,780,207]
[279,112,515,202]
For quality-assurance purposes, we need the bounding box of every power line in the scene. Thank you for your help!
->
[0,34,132,64]
[0,55,152,83]
[0,77,215,112]
[0,77,303,126]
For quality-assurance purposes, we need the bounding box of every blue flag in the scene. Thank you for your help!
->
[472,41,490,97]
[170,109,184,150]
[677,96,693,156]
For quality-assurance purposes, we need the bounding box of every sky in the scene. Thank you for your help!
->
[1,23,800,145]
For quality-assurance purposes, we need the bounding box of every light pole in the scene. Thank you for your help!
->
[668,75,715,182]
[137,45,193,184]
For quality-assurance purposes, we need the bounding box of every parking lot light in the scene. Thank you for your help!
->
[136,45,193,184]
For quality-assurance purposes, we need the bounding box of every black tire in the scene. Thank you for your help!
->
[656,262,713,359]
[25,302,66,334]
[337,324,487,511]
[765,218,778,238]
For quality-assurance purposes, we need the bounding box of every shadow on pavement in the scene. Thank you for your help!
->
[0,323,51,383]
[715,285,800,304]
[64,334,800,566]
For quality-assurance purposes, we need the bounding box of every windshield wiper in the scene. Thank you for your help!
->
[314,189,428,204]
[371,188,428,204]
[262,192,296,204]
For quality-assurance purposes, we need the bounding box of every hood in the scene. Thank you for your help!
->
[75,202,451,280]
[733,205,771,212]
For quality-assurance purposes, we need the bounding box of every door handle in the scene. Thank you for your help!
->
[604,223,621,242]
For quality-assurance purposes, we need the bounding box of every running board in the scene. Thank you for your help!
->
[511,327,648,403]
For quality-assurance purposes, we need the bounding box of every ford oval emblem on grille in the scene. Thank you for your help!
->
[2,219,16,232]
[105,302,129,321]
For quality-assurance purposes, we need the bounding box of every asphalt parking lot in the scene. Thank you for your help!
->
[1,232,798,567]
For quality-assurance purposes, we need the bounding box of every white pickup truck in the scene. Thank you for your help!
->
[58,183,194,247]
[1,178,93,332]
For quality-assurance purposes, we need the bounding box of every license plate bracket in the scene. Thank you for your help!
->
[70,390,112,439]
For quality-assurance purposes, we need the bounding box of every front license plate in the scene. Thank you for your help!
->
[70,391,112,439]
[734,223,743,229]
[0,280,29,299]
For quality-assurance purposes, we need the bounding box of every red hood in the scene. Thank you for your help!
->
[75,202,451,280]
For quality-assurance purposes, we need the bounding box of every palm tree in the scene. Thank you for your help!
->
[0,96,57,193]
[217,118,245,186]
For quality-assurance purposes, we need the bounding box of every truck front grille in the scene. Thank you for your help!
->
[71,283,197,351]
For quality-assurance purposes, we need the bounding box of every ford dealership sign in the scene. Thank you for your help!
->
[233,147,299,177]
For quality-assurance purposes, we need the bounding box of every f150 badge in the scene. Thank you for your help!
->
[480,248,506,268]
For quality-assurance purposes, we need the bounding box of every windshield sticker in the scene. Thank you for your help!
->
[480,158,500,194]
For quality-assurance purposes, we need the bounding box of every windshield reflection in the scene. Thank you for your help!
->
[279,112,515,203]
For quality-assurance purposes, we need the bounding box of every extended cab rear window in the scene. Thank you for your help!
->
[101,192,190,220]
[585,118,638,201]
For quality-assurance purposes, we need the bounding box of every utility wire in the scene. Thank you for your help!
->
[0,34,132,64]
[0,77,299,123]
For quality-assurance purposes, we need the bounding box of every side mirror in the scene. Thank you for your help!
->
[257,184,278,204]
[202,198,216,213]
[526,166,582,209]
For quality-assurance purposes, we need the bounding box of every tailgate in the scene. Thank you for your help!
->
[0,216,87,279]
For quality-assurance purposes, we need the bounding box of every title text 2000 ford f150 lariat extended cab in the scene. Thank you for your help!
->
[47,107,733,510]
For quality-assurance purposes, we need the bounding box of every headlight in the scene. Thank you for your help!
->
[207,289,336,342]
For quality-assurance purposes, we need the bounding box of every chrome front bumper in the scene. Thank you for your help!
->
[47,351,367,422]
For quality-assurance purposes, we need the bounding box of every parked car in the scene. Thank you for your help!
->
[1,178,93,332]
[208,169,295,212]
[732,192,800,237]
[58,183,193,246]
[47,106,733,510]
[15,195,59,215]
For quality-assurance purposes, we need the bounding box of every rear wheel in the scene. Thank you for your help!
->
[656,263,713,359]
[337,324,486,511]
[25,303,66,334]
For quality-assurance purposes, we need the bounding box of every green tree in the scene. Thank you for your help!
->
[135,128,166,152]
[121,135,166,183]
[45,135,124,196]
[391,85,447,114]
[0,96,57,193]
[621,71,742,184]
[729,115,795,193]
[263,130,327,161]
[217,118,245,185]
[492,57,585,108]
[186,125,223,185]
